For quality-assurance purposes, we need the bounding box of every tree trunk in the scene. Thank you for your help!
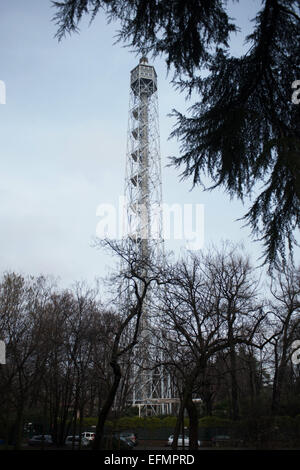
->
[172,398,185,450]
[78,403,84,450]
[186,394,198,450]
[93,360,122,450]
[229,343,240,420]
[271,363,285,414]
[202,385,213,416]
[13,402,24,450]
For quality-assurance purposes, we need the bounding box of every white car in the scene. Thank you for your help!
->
[167,435,201,447]
[65,435,89,447]
[81,432,95,441]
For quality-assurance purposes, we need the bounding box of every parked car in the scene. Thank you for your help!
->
[65,435,89,447]
[28,435,53,447]
[119,436,135,449]
[167,434,201,447]
[103,434,135,450]
[119,431,138,447]
[81,432,95,442]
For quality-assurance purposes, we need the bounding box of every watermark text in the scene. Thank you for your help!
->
[0,341,5,364]
[291,340,300,365]
[96,197,204,250]
[0,80,6,104]
[291,80,300,104]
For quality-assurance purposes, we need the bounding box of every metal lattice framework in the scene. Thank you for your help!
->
[124,57,163,253]
[122,58,173,415]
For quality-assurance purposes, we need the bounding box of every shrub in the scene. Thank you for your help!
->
[82,417,98,428]
[198,416,232,428]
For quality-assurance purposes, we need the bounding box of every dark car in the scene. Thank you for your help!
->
[65,435,89,448]
[102,434,135,450]
[28,435,53,447]
[119,431,138,447]
[119,436,135,449]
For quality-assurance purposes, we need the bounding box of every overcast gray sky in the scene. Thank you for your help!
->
[0,1,298,291]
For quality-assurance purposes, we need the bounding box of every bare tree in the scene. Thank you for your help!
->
[203,246,264,420]
[92,238,160,450]
[155,246,265,449]
[268,264,300,414]
[0,273,53,449]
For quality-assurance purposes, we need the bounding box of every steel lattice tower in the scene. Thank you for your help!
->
[122,57,171,415]
[124,57,163,256]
